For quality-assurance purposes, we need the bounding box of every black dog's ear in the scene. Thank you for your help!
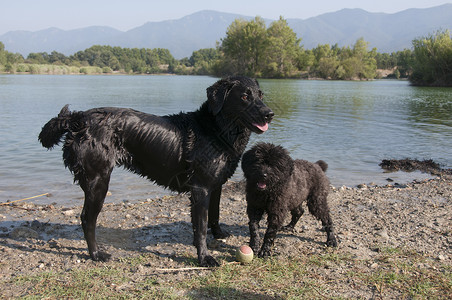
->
[272,144,295,177]
[206,78,238,115]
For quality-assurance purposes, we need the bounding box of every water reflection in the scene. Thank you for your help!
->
[407,87,452,128]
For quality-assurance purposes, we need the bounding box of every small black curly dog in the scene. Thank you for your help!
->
[241,142,337,257]
[39,77,273,267]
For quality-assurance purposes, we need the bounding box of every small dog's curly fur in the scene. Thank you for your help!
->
[241,142,337,257]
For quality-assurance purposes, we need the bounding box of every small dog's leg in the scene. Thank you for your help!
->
[208,187,230,239]
[259,213,283,258]
[80,173,112,261]
[283,205,304,232]
[323,218,338,247]
[307,195,338,247]
[191,187,219,267]
[247,206,264,253]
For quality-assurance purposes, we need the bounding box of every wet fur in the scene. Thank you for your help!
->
[241,143,337,257]
[39,76,273,266]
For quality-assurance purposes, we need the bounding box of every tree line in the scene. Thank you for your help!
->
[1,18,451,86]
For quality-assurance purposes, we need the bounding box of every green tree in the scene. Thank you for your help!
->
[27,52,50,64]
[69,45,176,74]
[376,52,397,69]
[336,39,376,79]
[340,57,361,79]
[297,49,315,71]
[220,17,267,76]
[310,38,376,80]
[312,44,334,64]
[5,52,24,65]
[317,56,339,79]
[0,42,24,72]
[410,30,452,86]
[49,51,68,65]
[312,44,336,78]
[189,48,220,75]
[394,49,414,78]
[72,45,109,67]
[264,17,302,77]
[357,39,377,79]
[155,48,175,65]
[0,41,6,66]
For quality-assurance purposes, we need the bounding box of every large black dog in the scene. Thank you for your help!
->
[39,77,273,267]
[241,143,337,258]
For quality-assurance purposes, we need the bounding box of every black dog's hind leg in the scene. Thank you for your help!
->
[191,187,219,267]
[79,171,112,261]
[282,205,304,232]
[208,187,230,239]
[307,195,338,247]
[247,206,265,254]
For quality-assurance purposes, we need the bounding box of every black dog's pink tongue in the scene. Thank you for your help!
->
[253,123,269,132]
[257,182,267,189]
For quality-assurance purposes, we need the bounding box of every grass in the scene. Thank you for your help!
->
[355,246,452,299]
[189,257,322,299]
[4,63,111,75]
[6,247,451,299]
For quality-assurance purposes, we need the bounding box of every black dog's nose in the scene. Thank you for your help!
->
[265,111,274,122]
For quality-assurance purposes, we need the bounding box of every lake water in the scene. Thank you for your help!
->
[1,75,451,205]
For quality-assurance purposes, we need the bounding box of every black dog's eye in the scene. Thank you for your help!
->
[241,94,248,101]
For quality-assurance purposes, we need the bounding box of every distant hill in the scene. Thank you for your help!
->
[0,26,123,57]
[1,5,452,59]
[289,5,452,52]
[115,10,246,59]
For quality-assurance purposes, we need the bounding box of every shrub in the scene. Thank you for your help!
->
[410,30,452,86]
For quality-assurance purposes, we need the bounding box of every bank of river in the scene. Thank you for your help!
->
[1,174,450,298]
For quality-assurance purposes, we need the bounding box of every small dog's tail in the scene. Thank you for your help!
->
[38,104,73,149]
[316,160,328,172]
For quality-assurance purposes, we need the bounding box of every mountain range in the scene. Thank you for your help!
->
[1,4,452,59]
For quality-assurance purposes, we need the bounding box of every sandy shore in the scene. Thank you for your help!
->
[0,174,451,298]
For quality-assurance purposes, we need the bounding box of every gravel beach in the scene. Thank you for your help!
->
[1,174,450,298]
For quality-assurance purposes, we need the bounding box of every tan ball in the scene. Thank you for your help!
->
[235,245,254,263]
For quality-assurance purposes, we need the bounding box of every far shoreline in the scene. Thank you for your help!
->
[0,70,405,82]
[0,63,404,81]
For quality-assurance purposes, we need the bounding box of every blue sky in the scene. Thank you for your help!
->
[1,0,450,35]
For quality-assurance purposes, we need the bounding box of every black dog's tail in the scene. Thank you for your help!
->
[38,105,73,149]
[316,160,328,172]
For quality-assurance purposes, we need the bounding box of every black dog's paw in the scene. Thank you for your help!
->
[326,236,338,247]
[199,255,220,267]
[91,250,112,262]
[258,248,272,258]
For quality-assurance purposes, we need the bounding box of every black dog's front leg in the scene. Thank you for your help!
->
[247,206,264,254]
[191,187,219,267]
[208,187,230,239]
[259,213,283,258]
